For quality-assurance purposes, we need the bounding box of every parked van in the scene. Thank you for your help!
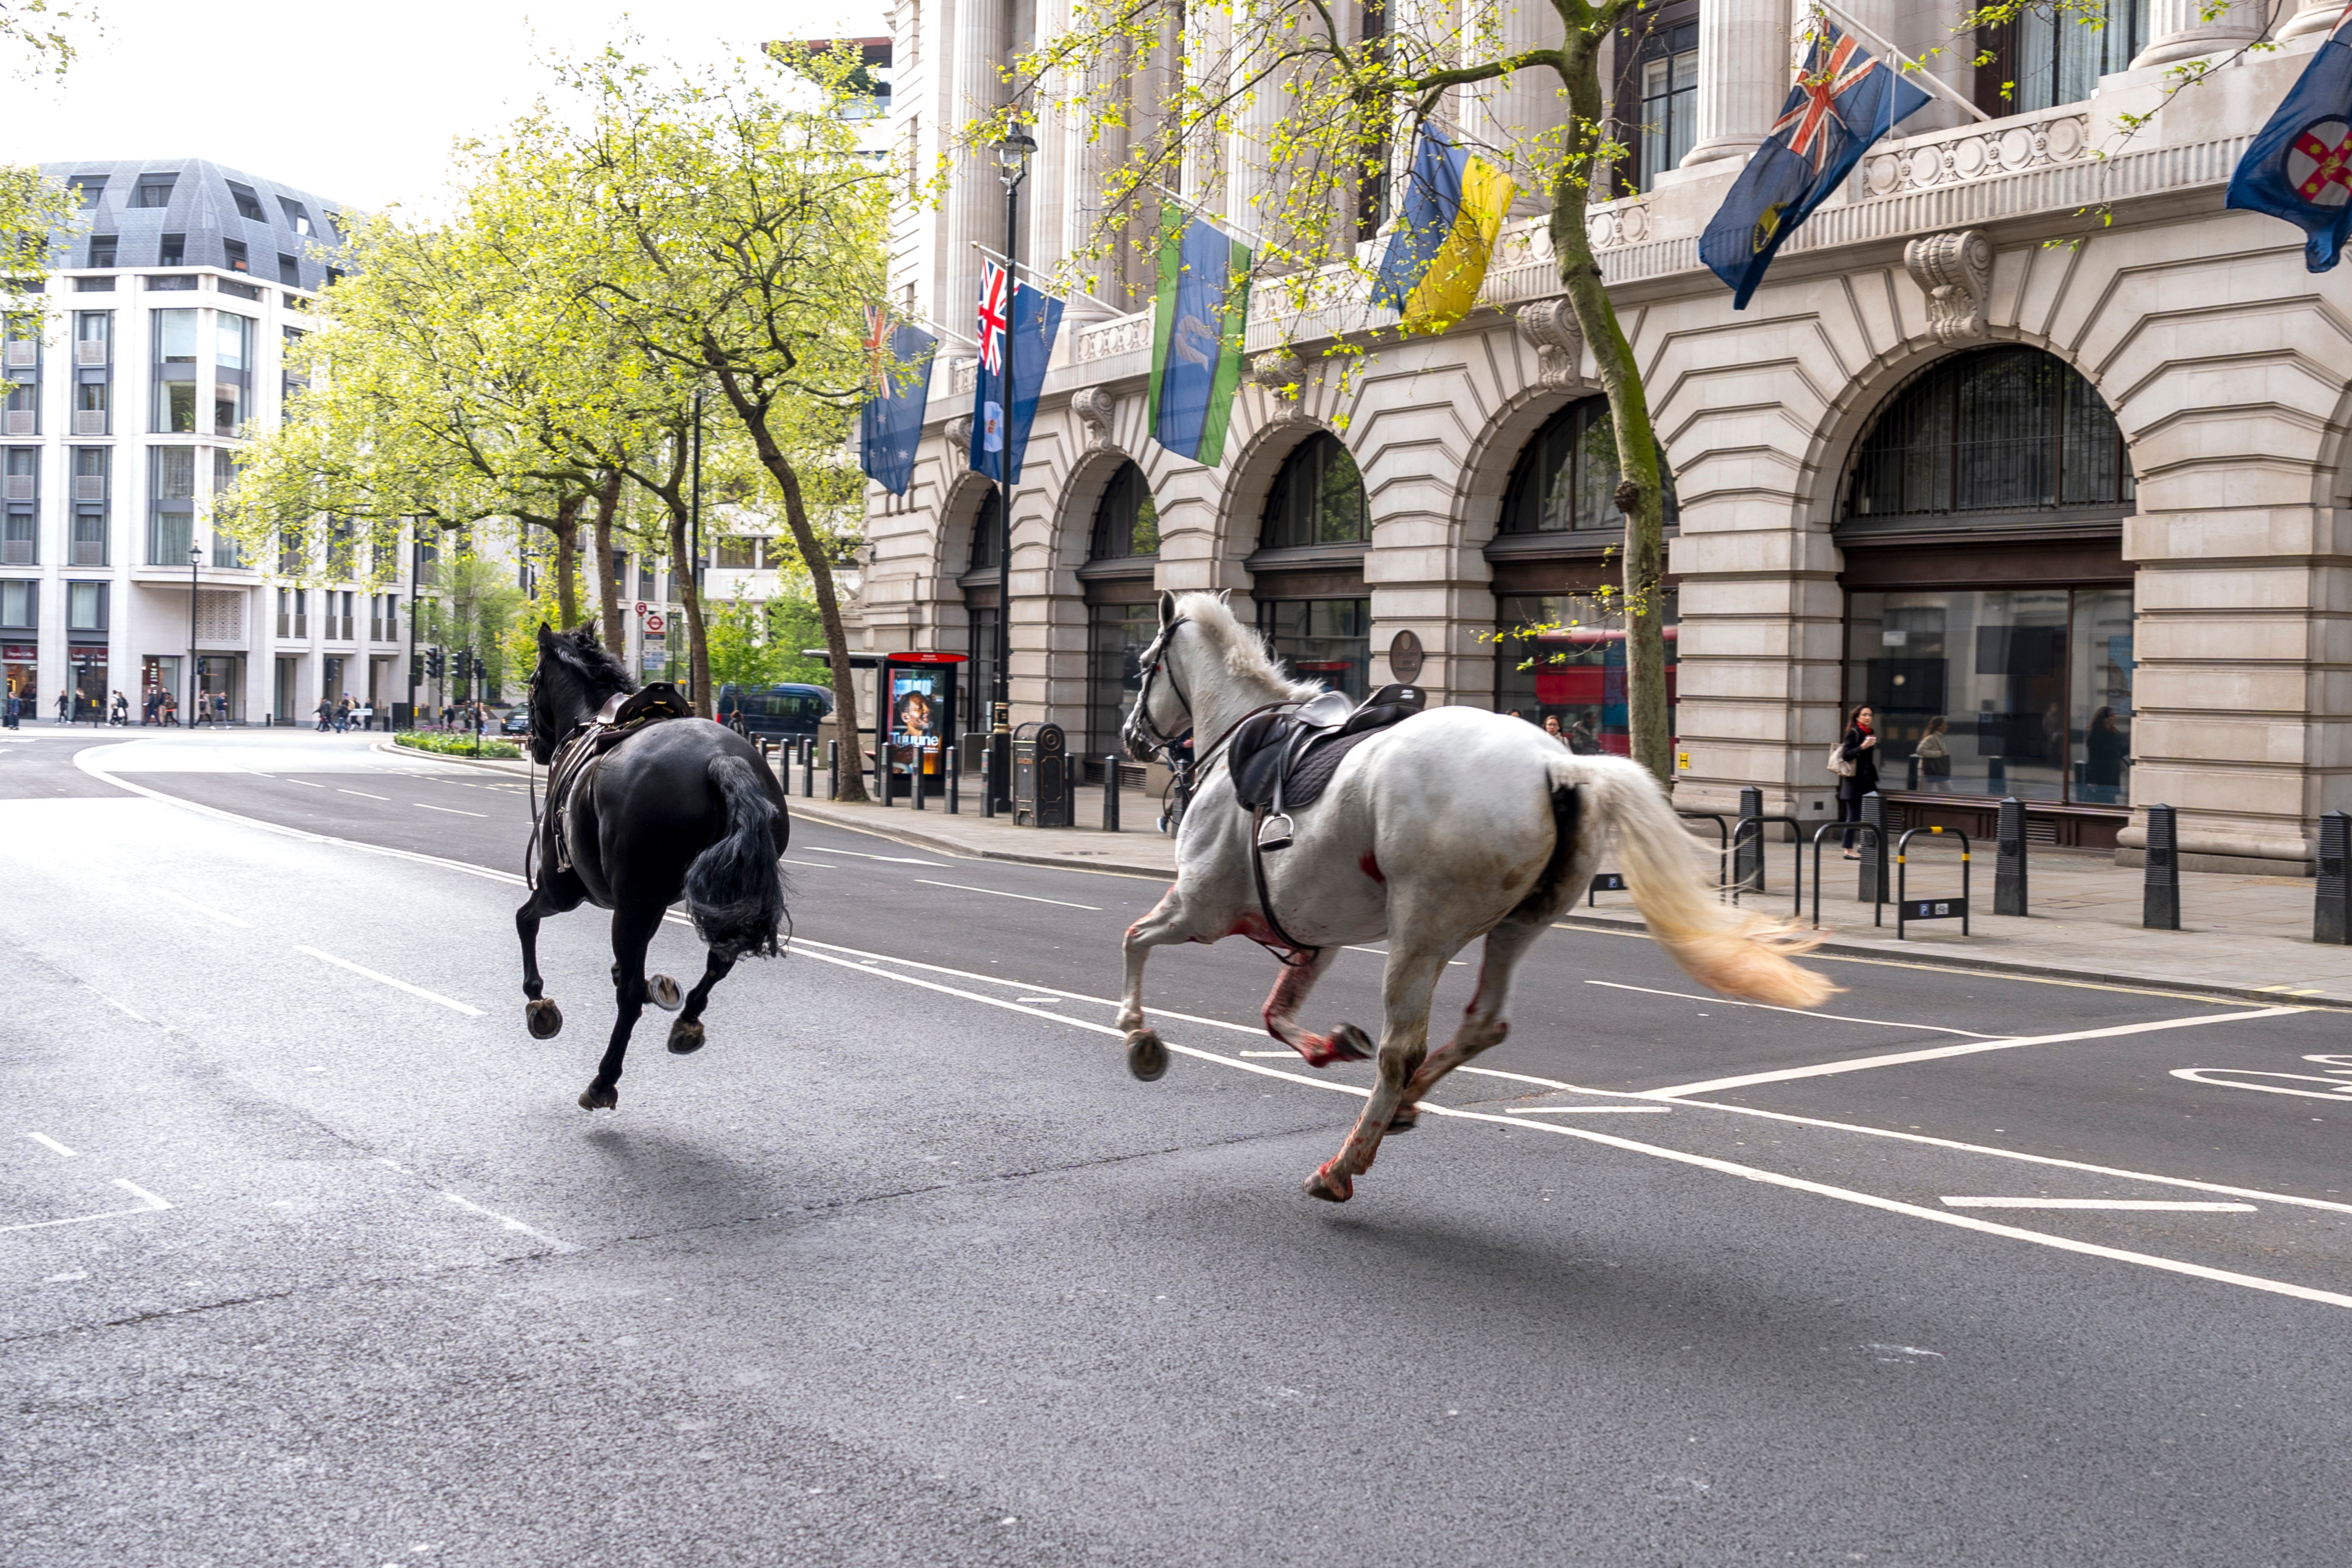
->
[717,682,833,742]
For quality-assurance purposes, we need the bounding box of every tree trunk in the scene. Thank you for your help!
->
[708,372,870,804]
[591,469,625,653]
[547,492,584,632]
[661,500,715,719]
[1552,34,1673,789]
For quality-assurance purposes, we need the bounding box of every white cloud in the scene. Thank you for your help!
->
[0,1,885,212]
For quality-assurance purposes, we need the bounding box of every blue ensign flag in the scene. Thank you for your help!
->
[1699,25,1929,309]
[2227,6,2352,271]
[971,259,1064,484]
[859,317,938,497]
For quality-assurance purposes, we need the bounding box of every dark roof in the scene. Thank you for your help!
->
[36,157,355,286]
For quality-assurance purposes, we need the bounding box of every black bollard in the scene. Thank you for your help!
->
[2143,802,2180,931]
[802,740,814,798]
[1994,796,2029,917]
[2316,810,2348,945]
[826,740,839,802]
[913,751,926,810]
[1859,791,1890,904]
[947,750,960,814]
[1103,756,1121,833]
[1735,786,1763,893]
[981,735,996,819]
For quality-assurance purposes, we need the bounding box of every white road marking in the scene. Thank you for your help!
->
[796,846,945,866]
[0,1177,172,1236]
[295,946,483,1015]
[415,803,486,817]
[155,888,250,927]
[338,788,390,800]
[439,1191,580,1253]
[1584,979,2000,1039]
[283,778,325,788]
[1638,1007,2305,1100]
[2169,1065,2352,1102]
[915,879,1103,911]
[781,859,838,869]
[1238,1050,1302,1058]
[1505,1105,1673,1115]
[1344,944,1468,967]
[788,942,2352,1313]
[106,997,152,1024]
[24,1132,76,1156]
[1941,1197,2258,1212]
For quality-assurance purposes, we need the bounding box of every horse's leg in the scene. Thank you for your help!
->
[579,900,661,1111]
[664,946,736,1056]
[1258,946,1368,1067]
[515,870,583,1040]
[1305,938,1447,1203]
[1387,914,1548,1132]
[1117,884,1213,1082]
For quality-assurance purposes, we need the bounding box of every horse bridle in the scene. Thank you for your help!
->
[1128,616,1194,760]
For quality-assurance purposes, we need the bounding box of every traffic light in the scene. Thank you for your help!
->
[426,648,445,681]
[410,652,423,684]
[456,650,475,685]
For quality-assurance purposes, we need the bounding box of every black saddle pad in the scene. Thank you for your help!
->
[1229,684,1426,813]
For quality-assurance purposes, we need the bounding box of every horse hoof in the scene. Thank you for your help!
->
[1303,1161,1354,1203]
[649,974,683,1012]
[1388,1102,1421,1132]
[525,999,563,1040]
[1331,1022,1374,1062]
[1125,1029,1168,1082]
[578,1082,618,1111]
[667,1019,705,1056]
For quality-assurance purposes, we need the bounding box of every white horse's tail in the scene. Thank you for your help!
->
[1568,755,1838,1010]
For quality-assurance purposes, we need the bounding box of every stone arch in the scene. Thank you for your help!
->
[1446,379,1608,558]
[1214,415,1356,575]
[935,469,1003,581]
[1049,445,1143,579]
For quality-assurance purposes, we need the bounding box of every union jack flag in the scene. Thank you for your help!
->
[975,260,1011,375]
[1769,33,1879,175]
[863,303,891,389]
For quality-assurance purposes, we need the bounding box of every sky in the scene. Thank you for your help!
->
[0,1,887,214]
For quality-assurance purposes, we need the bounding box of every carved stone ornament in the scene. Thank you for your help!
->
[1071,386,1118,451]
[1246,349,1306,401]
[1515,298,1583,390]
[944,413,973,460]
[1904,230,1994,346]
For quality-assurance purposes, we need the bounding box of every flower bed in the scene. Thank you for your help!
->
[393,731,522,760]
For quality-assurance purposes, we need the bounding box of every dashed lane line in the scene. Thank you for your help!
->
[154,888,249,928]
[914,879,1103,911]
[1942,1198,2258,1212]
[295,946,483,1016]
[1584,979,2002,1039]
[24,1132,76,1157]
[416,803,487,817]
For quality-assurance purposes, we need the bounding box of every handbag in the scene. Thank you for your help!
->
[1828,740,1857,779]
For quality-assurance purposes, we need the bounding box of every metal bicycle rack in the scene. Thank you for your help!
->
[1895,825,1971,939]
[1728,814,1805,914]
[1809,821,1885,929]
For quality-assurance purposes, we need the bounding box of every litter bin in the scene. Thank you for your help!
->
[1012,720,1073,828]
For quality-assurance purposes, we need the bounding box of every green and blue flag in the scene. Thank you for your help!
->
[1147,211,1252,467]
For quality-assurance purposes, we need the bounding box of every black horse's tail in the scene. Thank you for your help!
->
[684,754,786,960]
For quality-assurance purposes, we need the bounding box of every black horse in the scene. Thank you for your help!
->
[519,624,790,1110]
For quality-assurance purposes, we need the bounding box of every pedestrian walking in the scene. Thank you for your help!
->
[55,689,69,724]
[110,690,128,727]
[3,689,18,730]
[359,699,375,732]
[315,696,332,733]
[1833,702,1879,858]
[161,692,178,726]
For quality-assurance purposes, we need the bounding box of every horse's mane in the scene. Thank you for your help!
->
[541,625,636,702]
[1170,592,1322,701]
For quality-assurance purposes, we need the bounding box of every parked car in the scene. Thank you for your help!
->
[715,682,833,742]
[501,704,532,736]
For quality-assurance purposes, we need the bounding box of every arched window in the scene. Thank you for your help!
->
[1089,462,1159,561]
[1845,347,2132,526]
[967,489,1002,572]
[1259,432,1366,550]
[1499,396,1678,534]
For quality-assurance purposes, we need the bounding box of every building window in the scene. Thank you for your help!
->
[74,375,109,436]
[967,488,1002,571]
[1979,0,2149,116]
[638,557,657,599]
[152,308,198,433]
[132,175,176,209]
[1088,602,1158,757]
[210,448,241,568]
[71,448,107,564]
[227,182,267,222]
[1844,347,2132,527]
[0,578,34,627]
[1495,590,1679,750]
[279,198,312,235]
[1636,18,1700,189]
[4,374,35,437]
[2,446,32,502]
[214,312,252,436]
[1845,586,2134,807]
[716,535,758,568]
[1259,432,1367,550]
[1354,0,1391,241]
[278,253,301,287]
[327,518,355,579]
[1258,597,1372,701]
[1500,396,1680,534]
[149,445,196,564]
[67,580,107,631]
[277,587,309,638]
[73,277,116,294]
[74,311,110,364]
[71,175,107,209]
[1088,462,1159,561]
[158,233,185,267]
[2,508,32,565]
[70,509,105,567]
[223,239,250,274]
[87,234,116,268]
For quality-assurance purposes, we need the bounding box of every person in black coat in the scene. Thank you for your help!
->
[1838,702,1879,857]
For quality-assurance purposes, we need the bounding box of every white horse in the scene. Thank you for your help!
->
[1118,591,1835,1202]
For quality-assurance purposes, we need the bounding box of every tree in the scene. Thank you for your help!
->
[984,0,1691,780]
[0,2,90,284]
[494,48,890,800]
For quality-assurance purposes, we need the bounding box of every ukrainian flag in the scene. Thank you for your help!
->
[1373,125,1517,333]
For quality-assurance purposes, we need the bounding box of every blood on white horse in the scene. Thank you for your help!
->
[1116,590,1834,1203]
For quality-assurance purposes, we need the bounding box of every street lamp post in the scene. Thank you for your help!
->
[187,537,203,729]
[992,129,1035,811]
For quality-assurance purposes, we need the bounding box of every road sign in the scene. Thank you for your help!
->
[1899,897,1966,922]
[645,612,666,634]
[634,601,648,616]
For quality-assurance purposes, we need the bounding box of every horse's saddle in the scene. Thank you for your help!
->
[544,682,697,876]
[1229,683,1426,819]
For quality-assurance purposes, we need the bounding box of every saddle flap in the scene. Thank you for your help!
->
[1339,683,1425,737]
[1229,708,1291,812]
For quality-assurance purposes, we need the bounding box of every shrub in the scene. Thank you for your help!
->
[393,731,521,760]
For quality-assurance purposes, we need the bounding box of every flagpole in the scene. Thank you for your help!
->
[1814,1,1993,125]
[1148,184,1317,270]
[967,241,1125,316]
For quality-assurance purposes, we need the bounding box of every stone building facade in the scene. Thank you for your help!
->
[864,0,2352,873]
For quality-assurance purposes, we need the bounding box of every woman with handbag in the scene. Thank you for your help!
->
[1914,715,1951,788]
[1835,703,1878,858]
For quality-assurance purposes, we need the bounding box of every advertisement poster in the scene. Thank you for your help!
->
[889,670,941,779]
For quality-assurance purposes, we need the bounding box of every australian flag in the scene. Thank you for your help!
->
[859,306,938,498]
[971,258,1063,484]
[1700,25,1929,309]
[2227,6,2352,271]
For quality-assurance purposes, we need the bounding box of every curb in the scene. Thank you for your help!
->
[378,740,532,775]
[784,797,1174,880]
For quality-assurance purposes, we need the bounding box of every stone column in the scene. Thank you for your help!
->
[1461,0,1566,214]
[941,0,1006,331]
[2133,0,2265,68]
[1063,29,1130,310]
[1681,0,1791,170]
[2277,0,2339,42]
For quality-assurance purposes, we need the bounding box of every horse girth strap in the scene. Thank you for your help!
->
[1249,805,1319,966]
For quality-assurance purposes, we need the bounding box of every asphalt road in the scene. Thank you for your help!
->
[4,726,2347,1566]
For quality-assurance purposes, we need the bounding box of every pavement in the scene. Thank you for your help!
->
[5,726,2350,1566]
